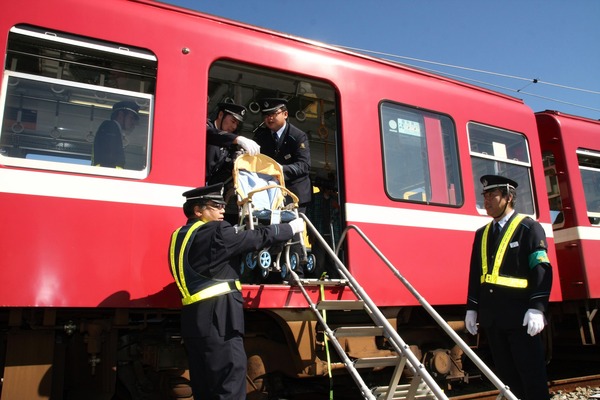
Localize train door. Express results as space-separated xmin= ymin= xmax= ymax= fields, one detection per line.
xmin=207 ymin=60 xmax=342 ymax=279
xmin=577 ymin=149 xmax=600 ymax=299
xmin=537 ymin=112 xmax=600 ymax=300
xmin=543 ymin=149 xmax=588 ymax=300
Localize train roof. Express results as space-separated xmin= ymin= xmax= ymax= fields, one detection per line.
xmin=537 ymin=109 xmax=600 ymax=125
xmin=146 ymin=0 xmax=526 ymax=106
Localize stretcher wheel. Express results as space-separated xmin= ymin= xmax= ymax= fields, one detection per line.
xmin=245 ymin=253 xmax=257 ymax=270
xmin=280 ymin=262 xmax=289 ymax=280
xmin=260 ymin=266 xmax=269 ymax=279
xmin=258 ymin=250 xmax=271 ymax=270
xmin=289 ymin=252 xmax=299 ymax=271
xmin=306 ymin=254 xmax=316 ymax=273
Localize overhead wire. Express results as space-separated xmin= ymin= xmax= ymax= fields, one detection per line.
xmin=401 ymin=63 xmax=600 ymax=113
xmin=337 ymin=45 xmax=600 ymax=113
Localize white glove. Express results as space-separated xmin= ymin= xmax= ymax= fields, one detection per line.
xmin=235 ymin=136 xmax=260 ymax=156
xmin=288 ymin=218 xmax=305 ymax=235
xmin=522 ymin=309 xmax=546 ymax=336
xmin=465 ymin=310 xmax=478 ymax=335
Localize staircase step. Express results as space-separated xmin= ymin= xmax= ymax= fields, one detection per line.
xmin=296 ymin=278 xmax=349 ymax=287
xmin=354 ymin=355 xmax=400 ymax=368
xmin=317 ymin=300 xmax=365 ymax=311
xmin=334 ymin=326 xmax=384 ymax=337
xmin=372 ymin=382 xmax=435 ymax=400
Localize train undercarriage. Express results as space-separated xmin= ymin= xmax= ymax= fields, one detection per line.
xmin=0 ymin=300 xmax=597 ymax=399
xmin=0 ymin=306 xmax=472 ymax=399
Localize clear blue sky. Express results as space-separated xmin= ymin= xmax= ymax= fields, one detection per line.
xmin=165 ymin=0 xmax=600 ymax=120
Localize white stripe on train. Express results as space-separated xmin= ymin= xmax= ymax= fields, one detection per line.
xmin=6 ymin=168 xmax=598 ymax=244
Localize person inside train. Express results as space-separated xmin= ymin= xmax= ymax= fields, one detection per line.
xmin=168 ymin=183 xmax=304 ymax=399
xmin=206 ymin=102 xmax=260 ymax=223
xmin=465 ymin=174 xmax=553 ymax=400
xmin=253 ymin=98 xmax=312 ymax=277
xmin=92 ymin=100 xmax=140 ymax=168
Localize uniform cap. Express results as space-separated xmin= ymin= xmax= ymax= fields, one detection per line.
xmin=218 ymin=102 xmax=246 ymax=122
xmin=112 ymin=100 xmax=140 ymax=120
xmin=182 ymin=183 xmax=226 ymax=205
xmin=480 ymin=174 xmax=518 ymax=191
xmin=260 ymin=98 xmax=288 ymax=114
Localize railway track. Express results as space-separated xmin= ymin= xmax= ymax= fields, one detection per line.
xmin=448 ymin=344 xmax=600 ymax=400
xmin=449 ymin=375 xmax=600 ymax=400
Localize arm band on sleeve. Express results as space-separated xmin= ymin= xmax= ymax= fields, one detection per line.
xmin=529 ymin=250 xmax=550 ymax=269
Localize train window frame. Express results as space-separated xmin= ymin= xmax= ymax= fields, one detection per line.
xmin=577 ymin=148 xmax=600 ymax=226
xmin=0 ymin=25 xmax=156 ymax=179
xmin=468 ymin=122 xmax=535 ymax=216
xmin=379 ymin=101 xmax=463 ymax=206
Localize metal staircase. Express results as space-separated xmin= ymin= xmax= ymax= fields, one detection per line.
xmin=287 ymin=214 xmax=519 ymax=400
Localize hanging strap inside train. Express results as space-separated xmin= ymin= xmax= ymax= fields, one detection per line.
xmin=480 ymin=214 xmax=528 ymax=288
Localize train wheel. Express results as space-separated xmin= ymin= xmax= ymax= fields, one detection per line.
xmin=246 ymin=354 xmax=268 ymax=399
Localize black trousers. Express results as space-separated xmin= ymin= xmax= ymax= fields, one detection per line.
xmin=484 ymin=324 xmax=549 ymax=400
xmin=184 ymin=329 xmax=246 ymax=399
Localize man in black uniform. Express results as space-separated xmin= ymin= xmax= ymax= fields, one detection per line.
xmin=465 ymin=175 xmax=553 ymax=400
xmin=206 ymin=102 xmax=260 ymax=223
xmin=169 ymin=183 xmax=304 ymax=399
xmin=93 ymin=100 xmax=139 ymax=168
xmin=253 ymin=98 xmax=311 ymax=276
xmin=206 ymin=102 xmax=260 ymax=184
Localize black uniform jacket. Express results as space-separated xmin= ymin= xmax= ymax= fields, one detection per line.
xmin=206 ymin=119 xmax=238 ymax=184
xmin=93 ymin=119 xmax=124 ymax=168
xmin=254 ymin=122 xmax=312 ymax=204
xmin=466 ymin=213 xmax=553 ymax=329
xmin=180 ymin=219 xmax=294 ymax=338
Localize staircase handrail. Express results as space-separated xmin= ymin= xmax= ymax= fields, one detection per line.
xmin=330 ymin=221 xmax=518 ymax=400
xmin=297 ymin=214 xmax=448 ymax=399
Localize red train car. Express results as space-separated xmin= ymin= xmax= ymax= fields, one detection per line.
xmin=0 ymin=0 xmax=575 ymax=398
xmin=537 ymin=111 xmax=600 ymax=345
xmin=537 ymin=111 xmax=600 ymax=300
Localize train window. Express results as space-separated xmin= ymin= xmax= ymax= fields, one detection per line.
xmin=468 ymin=123 xmax=535 ymax=215
xmin=542 ymin=151 xmax=565 ymax=227
xmin=380 ymin=102 xmax=462 ymax=206
xmin=208 ymin=60 xmax=340 ymax=240
xmin=577 ymin=149 xmax=600 ymax=225
xmin=0 ymin=25 xmax=156 ymax=178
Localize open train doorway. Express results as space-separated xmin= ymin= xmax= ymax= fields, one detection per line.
xmin=207 ymin=60 xmax=343 ymax=279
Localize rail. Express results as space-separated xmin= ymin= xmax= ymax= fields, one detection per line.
xmin=297 ymin=215 xmax=518 ymax=400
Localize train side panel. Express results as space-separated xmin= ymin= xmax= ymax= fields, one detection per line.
xmin=0 ymin=0 xmax=562 ymax=310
